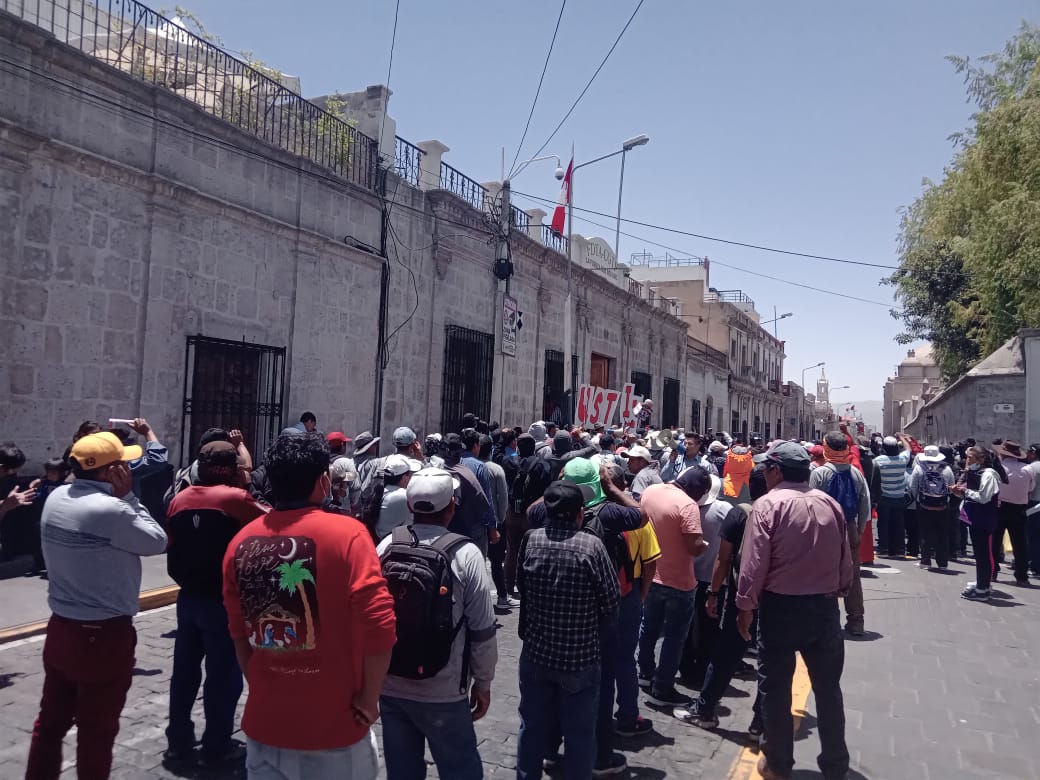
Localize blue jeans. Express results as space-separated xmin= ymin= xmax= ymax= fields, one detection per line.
xmin=758 ymin=592 xmax=848 ymax=779
xmin=516 ymin=655 xmax=599 ymax=780
xmin=246 ymin=732 xmax=378 ymax=779
xmin=614 ymin=585 xmax=643 ymax=726
xmin=637 ymin=583 xmax=695 ymax=693
xmin=380 ymin=696 xmax=483 ymax=780
xmin=166 ymin=592 xmax=243 ymax=757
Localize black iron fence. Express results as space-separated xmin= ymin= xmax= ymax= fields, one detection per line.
xmin=393 ymin=136 xmax=423 ymax=187
xmin=3 ymin=0 xmax=379 ymax=189
xmin=440 ymin=325 xmax=494 ymax=434
xmin=542 ymin=224 xmax=567 ymax=254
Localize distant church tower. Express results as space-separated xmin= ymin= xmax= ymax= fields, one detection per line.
xmin=816 ymin=367 xmax=830 ymax=405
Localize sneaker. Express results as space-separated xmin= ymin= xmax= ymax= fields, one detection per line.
xmin=844 ymin=622 xmax=865 ymax=637
xmin=757 ymin=755 xmax=786 ymax=780
xmin=734 ymin=659 xmax=756 ymax=678
xmin=199 ymin=742 xmax=246 ymax=767
xmin=647 ymin=687 xmax=693 ymax=707
xmin=542 ymin=754 xmax=562 ymax=771
xmin=615 ymin=716 xmax=653 ymax=737
xmin=1015 ymin=577 xmax=1030 ymax=587
xmin=162 ymin=746 xmax=195 ymax=764
xmin=592 ymin=752 xmax=628 ymax=777
xmin=961 ymin=584 xmax=991 ymax=601
xmin=679 ymin=703 xmax=718 ymax=730
xmin=917 ymin=560 xmax=931 ymax=569
xmin=747 ymin=720 xmax=764 ymax=745
xmin=496 ymin=595 xmax=521 ymax=608
xmin=637 ymin=673 xmax=653 ymax=689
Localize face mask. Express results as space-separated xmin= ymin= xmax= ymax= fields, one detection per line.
xmin=968 ymin=463 xmax=981 ymax=472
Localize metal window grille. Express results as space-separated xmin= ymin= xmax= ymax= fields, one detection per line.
xmin=180 ymin=336 xmax=286 ymax=466
xmin=630 ymin=371 xmax=652 ymax=400
xmin=691 ymin=400 xmax=701 ymax=433
xmin=543 ymin=350 xmax=578 ymax=426
xmin=441 ymin=325 xmax=495 ymax=434
xmin=662 ymin=377 xmax=680 ymax=428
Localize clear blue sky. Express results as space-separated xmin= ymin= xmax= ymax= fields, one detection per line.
xmin=180 ymin=0 xmax=1034 ymax=410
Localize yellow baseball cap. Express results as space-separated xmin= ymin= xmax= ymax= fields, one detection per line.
xmin=69 ymin=432 xmax=143 ymax=470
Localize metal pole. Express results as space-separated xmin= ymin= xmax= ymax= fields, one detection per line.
xmin=614 ymin=149 xmax=627 ymax=262
xmin=773 ymin=305 xmax=778 ymax=339
xmin=564 ymin=148 xmax=574 ymax=425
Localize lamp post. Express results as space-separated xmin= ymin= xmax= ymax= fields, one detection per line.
xmin=563 ymin=134 xmax=650 ymax=423
xmin=762 ymin=310 xmax=793 ymax=339
xmin=800 ymin=361 xmax=825 ymax=439
xmin=613 ymin=134 xmax=650 ymax=262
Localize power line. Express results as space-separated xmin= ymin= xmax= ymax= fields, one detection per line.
xmin=376 ymin=0 xmax=402 ymax=154
xmin=508 ymin=0 xmax=567 ymax=178
xmin=511 ymin=189 xmax=899 ymax=270
xmin=525 ymin=0 xmax=647 ymax=164
xmin=511 ymin=193 xmax=897 ymax=308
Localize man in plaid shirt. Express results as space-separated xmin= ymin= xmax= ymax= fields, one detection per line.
xmin=515 ymin=480 xmax=620 ymax=779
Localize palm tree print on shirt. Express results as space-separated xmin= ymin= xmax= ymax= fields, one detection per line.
xmin=276 ymin=559 xmax=316 ymax=650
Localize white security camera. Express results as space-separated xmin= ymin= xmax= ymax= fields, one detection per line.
xmin=554 ymin=167 xmax=565 ymax=180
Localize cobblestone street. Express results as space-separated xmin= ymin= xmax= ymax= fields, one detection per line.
xmin=1 ymin=554 xmax=1038 ymax=779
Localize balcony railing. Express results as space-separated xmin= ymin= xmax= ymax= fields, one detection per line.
xmin=687 ymin=337 xmax=729 ymax=370
xmin=393 ymin=136 xmax=423 ymax=187
xmin=3 ymin=0 xmax=380 ymax=190
xmin=705 ymin=289 xmax=755 ymax=307
xmin=439 ymin=161 xmax=488 ymax=211
xmin=629 ymin=251 xmax=706 ymax=268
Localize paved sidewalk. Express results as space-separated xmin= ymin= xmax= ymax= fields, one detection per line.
xmin=1 ymin=554 xmax=1037 ymax=778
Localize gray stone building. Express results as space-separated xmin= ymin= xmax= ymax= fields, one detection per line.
xmin=906 ymin=329 xmax=1040 ymax=445
xmin=0 ymin=4 xmax=688 ymax=467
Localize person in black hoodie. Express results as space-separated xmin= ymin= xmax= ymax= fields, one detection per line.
xmin=545 ymin=431 xmax=596 ymax=480
xmin=505 ymin=435 xmax=551 ymax=598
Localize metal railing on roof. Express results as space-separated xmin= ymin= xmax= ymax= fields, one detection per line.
xmin=393 ymin=136 xmax=423 ymax=187
xmin=629 ymin=251 xmax=706 ymax=268
xmin=705 ymin=289 xmax=755 ymax=307
xmin=3 ymin=0 xmax=378 ymax=189
xmin=542 ymin=224 xmax=567 ymax=254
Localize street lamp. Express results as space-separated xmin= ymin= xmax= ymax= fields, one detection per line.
xmin=615 ymin=134 xmax=650 ymax=261
xmin=761 ymin=311 xmax=793 ymax=338
xmin=799 ymin=361 xmax=825 ymax=439
xmin=562 ymin=135 xmax=650 ymax=422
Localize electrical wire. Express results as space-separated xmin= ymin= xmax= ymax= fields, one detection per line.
xmin=507 ymin=0 xmax=567 ymax=178
xmin=511 ymin=189 xmax=899 ymax=269
xmin=376 ymin=0 xmax=401 ymax=157
xmin=511 ymin=193 xmax=897 ymax=308
xmin=524 ymin=0 xmax=646 ymax=165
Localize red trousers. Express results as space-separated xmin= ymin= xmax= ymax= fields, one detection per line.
xmin=25 ymin=614 xmax=136 ymax=779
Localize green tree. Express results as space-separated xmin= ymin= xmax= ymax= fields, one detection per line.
xmin=888 ymin=22 xmax=1040 ymax=380
xmin=276 ymin=559 xmax=316 ymax=649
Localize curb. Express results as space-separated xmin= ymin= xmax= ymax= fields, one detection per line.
xmin=0 ymin=585 xmax=180 ymax=645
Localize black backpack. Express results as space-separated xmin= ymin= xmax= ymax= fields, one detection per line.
xmin=582 ymin=503 xmax=635 ymax=585
xmin=510 ymin=457 xmax=551 ymax=514
xmin=380 ymin=526 xmax=471 ymax=684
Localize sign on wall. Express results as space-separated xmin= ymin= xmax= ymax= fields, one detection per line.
xmin=502 ymin=295 xmax=517 ymax=356
xmin=994 ymin=403 xmax=1015 ymax=414
xmin=576 ymin=381 xmax=639 ymax=428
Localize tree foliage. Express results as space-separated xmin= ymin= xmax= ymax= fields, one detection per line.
xmin=888 ymin=22 xmax=1040 ymax=381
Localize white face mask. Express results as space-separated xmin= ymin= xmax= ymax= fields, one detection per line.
xmin=968 ymin=463 xmax=982 ymax=472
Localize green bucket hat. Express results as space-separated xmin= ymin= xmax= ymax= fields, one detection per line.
xmin=562 ymin=457 xmax=607 ymax=507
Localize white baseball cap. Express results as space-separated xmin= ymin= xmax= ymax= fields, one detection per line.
xmin=382 ymin=454 xmax=422 ymax=478
xmin=621 ymin=445 xmax=653 ymax=461
xmin=406 ymin=467 xmax=460 ymax=514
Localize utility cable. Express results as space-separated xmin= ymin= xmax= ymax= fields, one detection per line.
xmin=524 ymin=0 xmax=646 ymax=165
xmin=508 ymin=0 xmax=567 ymax=178
xmin=511 ymin=189 xmax=898 ymax=269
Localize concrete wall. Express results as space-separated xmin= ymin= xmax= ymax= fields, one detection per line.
xmin=906 ymin=376 xmax=1026 ymax=445
xmin=0 ymin=9 xmax=690 ymax=467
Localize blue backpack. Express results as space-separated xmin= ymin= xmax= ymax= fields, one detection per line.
xmin=826 ymin=466 xmax=859 ymax=525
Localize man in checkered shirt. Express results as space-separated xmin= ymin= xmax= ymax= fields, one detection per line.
xmin=514 ymin=480 xmax=620 ymax=779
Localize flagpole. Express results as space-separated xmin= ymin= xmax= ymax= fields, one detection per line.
xmin=564 ymin=142 xmax=574 ymax=425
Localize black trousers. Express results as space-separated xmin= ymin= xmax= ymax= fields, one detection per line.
xmin=992 ymin=503 xmax=1029 ymax=580
xmin=679 ymin=582 xmax=720 ymax=688
xmin=918 ymin=507 xmax=950 ymax=567
xmin=970 ymin=526 xmax=994 ymax=591
xmin=758 ymin=592 xmax=849 ymax=779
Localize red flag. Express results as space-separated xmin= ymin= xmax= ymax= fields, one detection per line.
xmin=550 ymin=157 xmax=573 ymax=237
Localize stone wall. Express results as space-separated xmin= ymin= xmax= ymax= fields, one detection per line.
xmin=906 ymin=376 xmax=1026 ymax=445
xmin=0 ymin=9 xmax=691 ymax=467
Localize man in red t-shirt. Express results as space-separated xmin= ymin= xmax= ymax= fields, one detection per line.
xmin=223 ymin=433 xmax=396 ymax=778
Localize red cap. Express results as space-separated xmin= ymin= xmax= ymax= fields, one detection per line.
xmin=327 ymin=432 xmax=350 ymax=445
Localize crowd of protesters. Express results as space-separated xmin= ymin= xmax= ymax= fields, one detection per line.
xmin=3 ymin=405 xmax=1038 ymax=780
